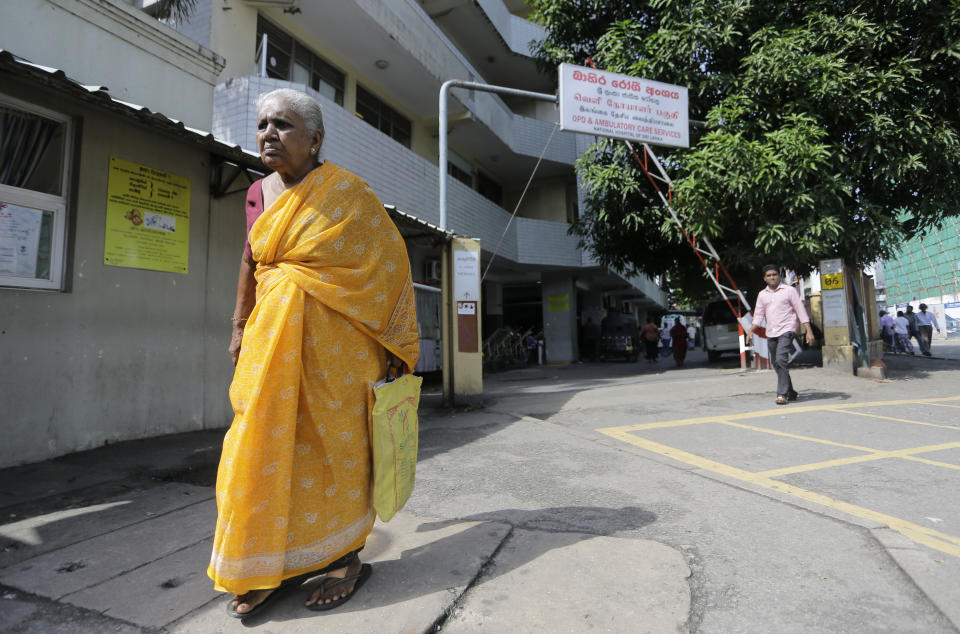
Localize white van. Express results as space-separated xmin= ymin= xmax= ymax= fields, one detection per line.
xmin=701 ymin=297 xmax=753 ymax=362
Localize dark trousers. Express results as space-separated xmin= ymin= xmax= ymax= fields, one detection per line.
xmin=918 ymin=325 xmax=933 ymax=353
xmin=767 ymin=332 xmax=796 ymax=397
xmin=644 ymin=339 xmax=659 ymax=361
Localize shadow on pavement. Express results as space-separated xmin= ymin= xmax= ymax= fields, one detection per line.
xmin=240 ymin=505 xmax=657 ymax=627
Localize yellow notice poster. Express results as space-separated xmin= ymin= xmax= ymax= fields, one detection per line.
xmin=547 ymin=293 xmax=570 ymax=312
xmin=104 ymin=157 xmax=190 ymax=273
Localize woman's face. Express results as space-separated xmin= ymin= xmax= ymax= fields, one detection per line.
xmin=256 ymin=96 xmax=322 ymax=175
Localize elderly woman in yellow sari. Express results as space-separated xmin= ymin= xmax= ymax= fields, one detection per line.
xmin=209 ymin=88 xmax=419 ymax=618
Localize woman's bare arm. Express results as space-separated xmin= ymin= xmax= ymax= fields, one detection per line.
xmin=229 ymin=252 xmax=257 ymax=365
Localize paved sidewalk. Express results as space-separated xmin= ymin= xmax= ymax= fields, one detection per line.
xmin=2 ymin=346 xmax=958 ymax=632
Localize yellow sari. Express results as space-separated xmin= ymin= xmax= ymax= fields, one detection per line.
xmin=208 ymin=162 xmax=419 ymax=594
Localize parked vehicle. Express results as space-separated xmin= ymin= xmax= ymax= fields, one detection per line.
xmin=701 ymin=296 xmax=752 ymax=362
xmin=601 ymin=312 xmax=640 ymax=362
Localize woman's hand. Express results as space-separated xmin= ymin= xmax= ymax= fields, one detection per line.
xmin=385 ymin=350 xmax=405 ymax=376
xmin=229 ymin=325 xmax=245 ymax=366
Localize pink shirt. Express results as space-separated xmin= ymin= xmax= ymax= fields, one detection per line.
xmin=243 ymin=178 xmax=265 ymax=260
xmin=753 ymin=283 xmax=809 ymax=338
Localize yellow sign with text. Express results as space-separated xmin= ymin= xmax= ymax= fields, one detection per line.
xmin=822 ymin=273 xmax=844 ymax=290
xmin=547 ymin=293 xmax=570 ymax=312
xmin=104 ymin=157 xmax=190 ymax=273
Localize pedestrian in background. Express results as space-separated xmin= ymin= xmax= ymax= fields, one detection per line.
xmin=640 ymin=318 xmax=660 ymax=363
xmin=660 ymin=324 xmax=671 ymax=357
xmin=686 ymin=323 xmax=697 ymax=349
xmin=582 ymin=317 xmax=600 ymax=361
xmin=879 ymin=311 xmax=896 ymax=352
xmin=746 ymin=265 xmax=815 ymax=405
xmin=915 ymin=303 xmax=941 ymax=357
xmin=905 ymin=305 xmax=922 ymax=353
xmin=670 ymin=318 xmax=688 ymax=366
xmin=894 ymin=311 xmax=915 ymax=355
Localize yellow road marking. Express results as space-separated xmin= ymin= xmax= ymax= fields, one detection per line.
xmin=826 ymin=408 xmax=960 ymax=431
xmin=756 ymin=441 xmax=960 ymax=477
xmin=598 ymin=428 xmax=960 ymax=558
xmin=902 ymin=455 xmax=960 ymax=471
xmin=597 ymin=396 xmax=960 ymax=558
xmin=599 ymin=396 xmax=960 ymax=437
xmin=717 ymin=419 xmax=877 ymax=453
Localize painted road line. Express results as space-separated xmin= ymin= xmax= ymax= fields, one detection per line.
xmin=756 ymin=441 xmax=960 ymax=478
xmin=717 ymin=420 xmax=878 ymax=453
xmin=901 ymin=455 xmax=960 ymax=471
xmin=598 ymin=396 xmax=960 ymax=437
xmin=827 ymin=408 xmax=960 ymax=430
xmin=597 ymin=427 xmax=960 ymax=558
xmin=924 ymin=402 xmax=960 ymax=410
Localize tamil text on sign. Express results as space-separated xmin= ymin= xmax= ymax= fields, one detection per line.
xmin=558 ymin=63 xmax=689 ymax=148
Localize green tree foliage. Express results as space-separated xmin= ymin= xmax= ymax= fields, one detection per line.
xmin=530 ymin=0 xmax=960 ymax=295
xmin=152 ymin=0 xmax=198 ymax=23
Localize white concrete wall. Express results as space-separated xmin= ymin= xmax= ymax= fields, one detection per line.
xmin=0 ymin=80 xmax=241 ymax=467
xmin=0 ymin=0 xmax=224 ymax=129
xmin=475 ymin=0 xmax=546 ymax=57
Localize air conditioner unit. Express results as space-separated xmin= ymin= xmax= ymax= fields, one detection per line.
xmin=426 ymin=259 xmax=442 ymax=281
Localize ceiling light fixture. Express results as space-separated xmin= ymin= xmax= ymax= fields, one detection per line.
xmin=374 ymin=59 xmax=389 ymax=70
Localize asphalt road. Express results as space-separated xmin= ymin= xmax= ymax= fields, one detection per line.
xmin=2 ymin=343 xmax=958 ymax=632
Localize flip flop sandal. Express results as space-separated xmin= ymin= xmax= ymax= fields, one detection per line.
xmin=775 ymin=396 xmax=787 ymax=405
xmin=226 ymin=571 xmax=314 ymax=619
xmin=306 ymin=563 xmax=372 ymax=612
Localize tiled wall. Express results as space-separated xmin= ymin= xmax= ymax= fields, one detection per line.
xmin=213 ymin=76 xmax=663 ymax=301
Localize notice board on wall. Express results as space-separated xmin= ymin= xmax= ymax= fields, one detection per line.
xmin=103 ymin=157 xmax=191 ymax=274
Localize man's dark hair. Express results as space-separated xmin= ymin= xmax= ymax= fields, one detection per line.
xmin=897 ymin=311 xmax=904 ymax=317
xmin=762 ymin=264 xmax=779 ymax=274
xmin=919 ymin=303 xmax=928 ymax=310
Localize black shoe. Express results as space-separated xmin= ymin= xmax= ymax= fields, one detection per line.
xmin=787 ymin=390 xmax=798 ymax=401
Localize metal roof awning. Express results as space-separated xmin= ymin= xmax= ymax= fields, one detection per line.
xmin=0 ymin=49 xmax=265 ymax=173
xmin=383 ymin=204 xmax=456 ymax=243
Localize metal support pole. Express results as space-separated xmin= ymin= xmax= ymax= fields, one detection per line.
xmin=437 ymin=80 xmax=557 ymax=404
xmin=438 ymin=80 xmax=557 ymax=231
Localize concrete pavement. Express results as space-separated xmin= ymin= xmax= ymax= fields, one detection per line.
xmin=2 ymin=344 xmax=959 ymax=632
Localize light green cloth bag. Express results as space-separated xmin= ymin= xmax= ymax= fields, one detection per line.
xmin=371 ymin=373 xmax=422 ymax=522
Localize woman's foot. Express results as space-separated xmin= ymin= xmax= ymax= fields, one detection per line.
xmin=229 ymin=588 xmax=277 ymax=616
xmin=305 ymin=555 xmax=364 ymax=608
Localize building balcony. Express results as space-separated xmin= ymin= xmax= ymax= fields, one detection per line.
xmin=215 ymin=76 xmax=579 ymax=267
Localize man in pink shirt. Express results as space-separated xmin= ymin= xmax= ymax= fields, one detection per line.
xmin=745 ymin=265 xmax=816 ymax=404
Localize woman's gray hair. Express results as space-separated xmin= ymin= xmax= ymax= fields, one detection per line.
xmin=256 ymin=88 xmax=325 ymax=137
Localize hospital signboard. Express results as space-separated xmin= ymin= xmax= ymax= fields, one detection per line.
xmin=558 ymin=63 xmax=689 ymax=148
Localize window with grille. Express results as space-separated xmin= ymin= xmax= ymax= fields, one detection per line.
xmin=256 ymin=16 xmax=345 ymax=106
xmin=476 ymin=171 xmax=502 ymax=205
xmin=448 ymin=162 xmax=472 ymax=186
xmin=0 ymin=96 xmax=71 ymax=290
xmin=355 ymin=85 xmax=412 ymax=148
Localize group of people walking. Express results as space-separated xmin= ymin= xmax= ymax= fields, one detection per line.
xmin=880 ymin=304 xmax=941 ymax=356
xmin=638 ymin=318 xmax=696 ymax=366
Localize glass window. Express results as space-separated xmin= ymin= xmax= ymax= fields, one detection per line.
xmin=256 ymin=15 xmax=345 ymax=106
xmin=448 ymin=162 xmax=471 ymax=186
xmin=0 ymin=97 xmax=70 ymax=290
xmin=476 ymin=171 xmax=502 ymax=205
xmin=355 ymin=85 xmax=412 ymax=148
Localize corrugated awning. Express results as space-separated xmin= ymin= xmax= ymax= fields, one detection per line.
xmin=0 ymin=49 xmax=264 ymax=172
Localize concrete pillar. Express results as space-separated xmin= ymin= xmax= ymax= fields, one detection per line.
xmin=442 ymin=238 xmax=483 ymax=405
xmin=541 ymin=273 xmax=578 ymax=363
xmin=820 ymin=258 xmax=855 ymax=373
